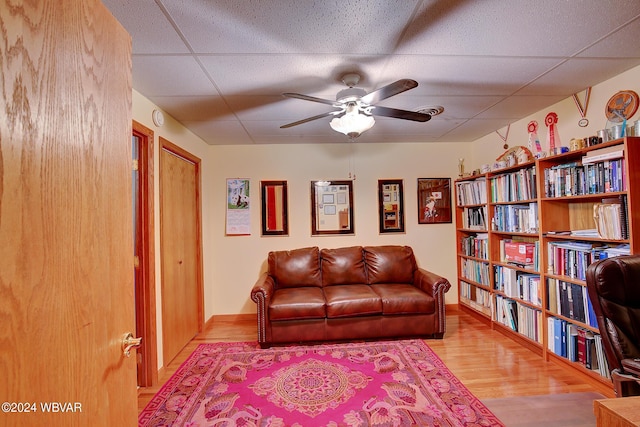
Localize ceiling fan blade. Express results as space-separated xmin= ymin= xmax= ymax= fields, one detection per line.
xmin=360 ymin=79 xmax=418 ymax=104
xmin=280 ymin=111 xmax=340 ymax=128
xmin=370 ymin=105 xmax=431 ymax=122
xmin=282 ymin=92 xmax=338 ymax=106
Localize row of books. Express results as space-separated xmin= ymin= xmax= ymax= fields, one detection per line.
xmin=456 ymin=178 xmax=487 ymax=206
xmin=546 ymin=278 xmax=598 ymax=328
xmin=460 ymin=281 xmax=492 ymax=316
xmin=491 ymin=202 xmax=539 ymax=234
xmin=548 ymin=317 xmax=610 ymax=379
xmin=593 ymin=195 xmax=628 ymax=240
xmin=547 ymin=240 xmax=631 ymax=278
xmin=543 ymin=158 xmax=625 ymax=198
xmin=490 ymin=167 xmax=537 ymax=202
xmin=460 ymin=258 xmax=491 ymax=286
xmin=461 ymin=206 xmax=487 ymax=230
xmin=460 ymin=233 xmax=488 ymax=259
xmin=495 ymin=295 xmax=543 ymax=343
xmin=494 ymin=265 xmax=542 ymax=307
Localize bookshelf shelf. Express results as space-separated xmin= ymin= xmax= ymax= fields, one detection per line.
xmin=455 ymin=136 xmax=640 ymax=391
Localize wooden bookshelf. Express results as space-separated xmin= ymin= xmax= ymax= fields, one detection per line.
xmin=455 ymin=136 xmax=640 ymax=391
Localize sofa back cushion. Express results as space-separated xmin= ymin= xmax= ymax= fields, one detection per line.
xmin=268 ymin=246 xmax=321 ymax=288
xmin=364 ymin=245 xmax=416 ymax=284
xmin=321 ymin=246 xmax=367 ymax=286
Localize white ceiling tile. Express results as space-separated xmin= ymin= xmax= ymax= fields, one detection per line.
xmin=102 ymin=0 xmax=190 ymax=54
xmin=132 ymin=56 xmax=219 ymax=96
xmin=516 ymin=58 xmax=640 ymax=96
xmin=162 ymin=0 xmax=421 ymax=54
xmin=476 ymin=95 xmax=567 ymax=119
xmin=578 ymin=17 xmax=640 ymax=58
xmin=382 ymin=56 xmax=565 ymax=96
xmin=181 ymin=120 xmax=253 ymax=145
xmin=149 ymin=96 xmax=234 ymax=121
xmin=398 ymin=0 xmax=640 ymax=56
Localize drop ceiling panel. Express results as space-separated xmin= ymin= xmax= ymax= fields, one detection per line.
xmin=163 ymin=0 xmax=421 ymax=54
xmin=476 ymin=95 xmax=567 ymax=119
xmin=132 ymin=56 xmax=219 ymax=96
xmin=381 ymin=56 xmax=566 ymax=96
xmin=101 ymin=0 xmax=640 ymax=145
xmin=577 ymin=17 xmax=640 ymax=57
xmin=198 ymin=54 xmax=388 ymax=95
xmin=516 ymin=58 xmax=640 ymax=96
xmin=398 ymin=0 xmax=640 ymax=56
xmin=181 ymin=120 xmax=253 ymax=145
xmin=104 ymin=0 xmax=190 ymax=54
xmin=443 ymin=119 xmax=517 ymax=142
xmin=148 ymin=96 xmax=234 ymax=121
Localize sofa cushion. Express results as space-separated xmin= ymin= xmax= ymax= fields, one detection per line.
xmin=269 ymin=287 xmax=326 ymax=321
xmin=321 ymin=246 xmax=367 ymax=286
xmin=268 ymin=246 xmax=322 ymax=288
xmin=364 ymin=245 xmax=417 ymax=284
xmin=371 ymin=284 xmax=435 ymax=314
xmin=324 ymin=285 xmax=382 ymax=318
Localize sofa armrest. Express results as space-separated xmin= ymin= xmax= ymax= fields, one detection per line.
xmin=414 ymin=268 xmax=451 ymax=338
xmin=413 ymin=268 xmax=451 ymax=298
xmin=251 ymin=272 xmax=275 ymax=344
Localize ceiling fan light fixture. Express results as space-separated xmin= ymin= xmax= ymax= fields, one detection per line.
xmin=329 ymin=102 xmax=375 ymax=138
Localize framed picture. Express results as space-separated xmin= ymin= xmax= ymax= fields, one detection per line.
xmin=311 ymin=180 xmax=354 ymax=235
xmin=417 ymin=178 xmax=452 ymax=224
xmin=378 ymin=179 xmax=405 ymax=233
xmin=260 ymin=180 xmax=288 ymax=236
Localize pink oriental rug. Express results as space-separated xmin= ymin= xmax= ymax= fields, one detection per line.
xmin=139 ymin=339 xmax=504 ymax=427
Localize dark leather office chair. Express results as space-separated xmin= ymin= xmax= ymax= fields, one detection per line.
xmin=586 ymin=255 xmax=640 ymax=397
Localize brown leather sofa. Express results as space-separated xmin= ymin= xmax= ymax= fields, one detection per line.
xmin=250 ymin=245 xmax=451 ymax=347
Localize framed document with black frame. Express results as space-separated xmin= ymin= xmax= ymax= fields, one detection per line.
xmin=311 ymin=180 xmax=354 ymax=235
xmin=378 ymin=179 xmax=405 ymax=233
xmin=260 ymin=180 xmax=288 ymax=236
xmin=417 ymin=178 xmax=452 ymax=224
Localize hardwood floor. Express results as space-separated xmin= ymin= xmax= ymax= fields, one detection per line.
xmin=137 ymin=306 xmax=616 ymax=414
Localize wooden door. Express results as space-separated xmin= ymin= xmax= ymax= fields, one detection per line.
xmin=160 ymin=139 xmax=203 ymax=365
xmin=0 ymin=1 xmax=136 ymax=426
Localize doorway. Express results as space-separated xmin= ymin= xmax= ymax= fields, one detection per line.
xmin=132 ymin=121 xmax=157 ymax=387
xmin=159 ymin=138 xmax=204 ymax=365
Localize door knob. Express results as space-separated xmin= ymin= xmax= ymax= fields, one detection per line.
xmin=122 ymin=332 xmax=142 ymax=357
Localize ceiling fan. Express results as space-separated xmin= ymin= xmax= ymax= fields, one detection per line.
xmin=280 ymin=73 xmax=436 ymax=138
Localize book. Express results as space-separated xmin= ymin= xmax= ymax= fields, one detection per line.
xmin=577 ymin=328 xmax=587 ymax=365
xmin=585 ymin=332 xmax=598 ymax=370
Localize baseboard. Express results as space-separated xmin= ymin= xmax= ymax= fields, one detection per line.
xmin=446 ymin=303 xmax=461 ymax=312
xmin=205 ymin=313 xmax=255 ymax=327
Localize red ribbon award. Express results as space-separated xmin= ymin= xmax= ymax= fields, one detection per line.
xmin=545 ymin=112 xmax=559 ymax=153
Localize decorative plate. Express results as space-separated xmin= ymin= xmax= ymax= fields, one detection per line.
xmin=605 ymin=90 xmax=639 ymax=122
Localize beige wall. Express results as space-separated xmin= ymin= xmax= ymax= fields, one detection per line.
xmin=207 ymin=143 xmax=465 ymax=314
xmin=132 ymin=63 xmax=640 ymax=369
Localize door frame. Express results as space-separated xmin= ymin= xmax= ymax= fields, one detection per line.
xmin=133 ymin=120 xmax=157 ymax=387
xmin=159 ymin=137 xmax=205 ymax=350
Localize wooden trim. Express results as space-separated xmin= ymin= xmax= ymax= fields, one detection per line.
xmin=159 ymin=138 xmax=205 ymax=334
xmin=133 ymin=120 xmax=157 ymax=387
xmin=207 ymin=313 xmax=256 ymax=326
